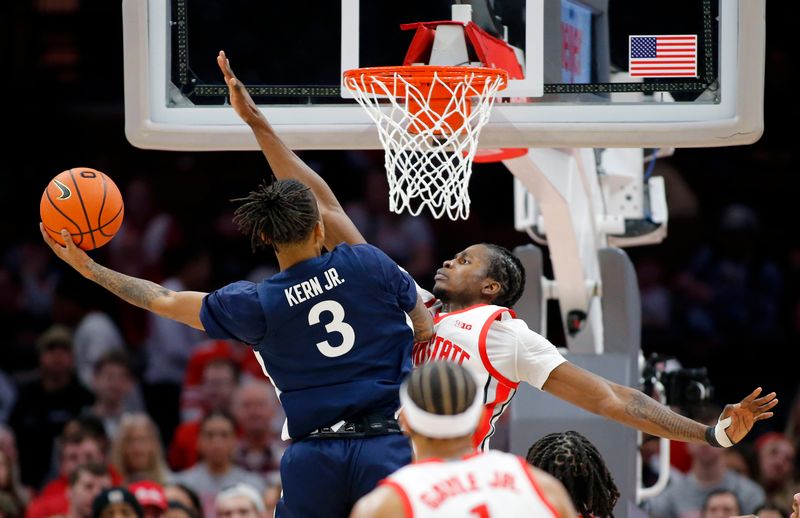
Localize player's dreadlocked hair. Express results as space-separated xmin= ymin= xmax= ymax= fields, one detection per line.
xmin=406 ymin=362 xmax=477 ymax=417
xmin=232 ymin=179 xmax=320 ymax=252
xmin=526 ymin=430 xmax=620 ymax=518
xmin=482 ymin=243 xmax=526 ymax=308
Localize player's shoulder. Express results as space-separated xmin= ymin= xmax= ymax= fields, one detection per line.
xmin=486 ymin=310 xmax=531 ymax=334
xmin=214 ymin=279 xmax=259 ymax=298
xmin=330 ymin=242 xmax=388 ymax=264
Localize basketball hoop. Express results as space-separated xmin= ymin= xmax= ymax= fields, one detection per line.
xmin=343 ymin=65 xmax=508 ymax=220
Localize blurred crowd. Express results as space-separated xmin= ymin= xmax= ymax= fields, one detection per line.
xmin=4 ymin=0 xmax=800 ymax=517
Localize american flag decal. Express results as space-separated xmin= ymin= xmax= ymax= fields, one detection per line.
xmin=629 ymin=35 xmax=697 ymax=78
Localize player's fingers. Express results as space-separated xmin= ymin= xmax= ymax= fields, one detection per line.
xmin=754 ymin=412 xmax=774 ymax=422
xmin=759 ymin=398 xmax=779 ymax=411
xmin=741 ymin=387 xmax=762 ymax=404
xmin=753 ymin=392 xmax=777 ymax=405
xmin=39 ymin=223 xmax=58 ymax=249
xmin=60 ymin=229 xmax=76 ymax=250
xmin=217 ymin=51 xmax=237 ymax=82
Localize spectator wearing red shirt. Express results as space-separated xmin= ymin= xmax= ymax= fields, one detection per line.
xmin=168 ymin=360 xmax=239 ymax=471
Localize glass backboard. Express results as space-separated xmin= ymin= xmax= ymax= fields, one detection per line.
xmin=123 ymin=0 xmax=765 ymax=150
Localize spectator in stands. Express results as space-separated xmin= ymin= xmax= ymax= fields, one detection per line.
xmin=214 ymin=484 xmax=266 ymax=518
xmin=91 ymin=486 xmax=142 ymax=518
xmin=0 ymin=492 xmax=21 ymax=518
xmin=0 ymin=449 xmax=27 ymax=514
xmin=754 ymin=502 xmax=789 ymax=518
xmin=110 ymin=414 xmax=170 ymax=485
xmin=52 ymin=274 xmax=126 ymax=389
xmin=162 ymin=485 xmax=200 ymax=518
xmin=88 ymin=351 xmax=137 ymax=439
xmin=527 ymin=430 xmax=620 ymax=518
xmin=172 ymin=413 xmax=263 ymax=518
xmin=129 ymin=481 xmax=168 ymax=518
xmin=180 ymin=340 xmax=264 ymax=424
xmin=674 ymin=204 xmax=782 ymax=397
xmin=724 ymin=444 xmax=756 ymax=479
xmin=8 ymin=326 xmax=94 ymax=488
xmin=68 ymin=464 xmax=112 ymax=518
xmin=27 ymin=427 xmax=110 ymax=518
xmin=0 ymin=427 xmax=26 ymax=505
xmin=230 ymin=382 xmax=283 ymax=482
xmin=756 ymin=433 xmax=800 ymax=507
xmin=643 ymin=405 xmax=765 ymax=518
xmin=168 ymin=360 xmax=239 ymax=472
xmin=142 ymin=246 xmax=211 ymax=446
xmin=784 ymin=386 xmax=800 ymax=454
xmin=700 ymin=489 xmax=741 ymax=518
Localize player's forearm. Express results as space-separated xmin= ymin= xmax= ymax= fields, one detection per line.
xmin=608 ymin=384 xmax=707 ymax=443
xmin=85 ymin=262 xmax=176 ymax=316
xmin=248 ymin=117 xmax=344 ymax=211
xmin=408 ymin=294 xmax=434 ymax=342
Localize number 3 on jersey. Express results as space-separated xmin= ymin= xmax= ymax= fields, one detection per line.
xmin=308 ymin=300 xmax=355 ymax=357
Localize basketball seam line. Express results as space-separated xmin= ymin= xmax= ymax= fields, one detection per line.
xmin=45 ymin=187 xmax=84 ymax=246
xmin=97 ymin=204 xmax=123 ymax=237
xmin=43 ymin=205 xmax=123 ymax=235
xmin=69 ymin=169 xmax=97 ymax=249
xmin=96 ymin=173 xmax=108 ymax=237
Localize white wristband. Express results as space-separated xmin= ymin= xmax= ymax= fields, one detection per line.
xmin=714 ymin=416 xmax=734 ymax=448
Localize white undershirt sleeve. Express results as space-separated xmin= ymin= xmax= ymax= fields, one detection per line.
xmin=483 ymin=319 xmax=566 ymax=389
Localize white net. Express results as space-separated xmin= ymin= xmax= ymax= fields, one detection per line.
xmin=344 ymin=66 xmax=507 ymax=220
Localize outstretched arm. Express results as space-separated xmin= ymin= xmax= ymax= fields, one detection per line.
xmin=217 ymin=50 xmax=365 ymax=250
xmin=542 ymin=361 xmax=777 ymax=445
xmin=41 ymin=225 xmax=206 ymax=330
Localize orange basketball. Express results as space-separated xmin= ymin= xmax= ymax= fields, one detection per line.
xmin=40 ymin=167 xmax=125 ymax=251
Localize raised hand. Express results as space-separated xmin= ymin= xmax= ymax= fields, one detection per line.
xmin=216 ymin=50 xmax=263 ymax=126
xmin=720 ymin=387 xmax=778 ymax=444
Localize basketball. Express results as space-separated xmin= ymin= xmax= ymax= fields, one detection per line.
xmin=40 ymin=167 xmax=125 ymax=251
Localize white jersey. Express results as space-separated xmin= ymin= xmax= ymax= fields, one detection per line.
xmin=383 ymin=450 xmax=559 ymax=518
xmin=412 ymin=289 xmax=566 ymax=450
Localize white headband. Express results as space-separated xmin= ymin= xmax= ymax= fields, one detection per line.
xmin=399 ymin=381 xmax=484 ymax=439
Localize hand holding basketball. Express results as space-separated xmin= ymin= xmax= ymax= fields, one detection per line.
xmin=40 ymin=167 xmax=124 ymax=250
xmin=40 ymin=224 xmax=93 ymax=278
xmin=217 ymin=50 xmax=263 ymax=126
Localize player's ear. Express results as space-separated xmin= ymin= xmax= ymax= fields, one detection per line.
xmin=481 ymin=279 xmax=501 ymax=299
xmin=314 ymin=220 xmax=325 ymax=243
xmin=398 ymin=412 xmax=411 ymax=436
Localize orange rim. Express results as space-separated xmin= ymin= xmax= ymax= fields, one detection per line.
xmin=343 ymin=65 xmax=508 ymax=93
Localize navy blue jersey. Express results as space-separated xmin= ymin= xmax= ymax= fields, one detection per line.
xmin=200 ymin=243 xmax=416 ymax=438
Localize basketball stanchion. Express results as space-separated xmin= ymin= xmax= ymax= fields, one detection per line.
xmin=343 ymin=66 xmax=507 ymax=220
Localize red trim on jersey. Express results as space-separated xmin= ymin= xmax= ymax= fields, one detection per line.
xmin=433 ymin=304 xmax=488 ymax=324
xmin=413 ymin=457 xmax=445 ymax=465
xmin=380 ymin=480 xmax=414 ymax=518
xmin=473 ymin=385 xmax=513 ymax=448
xmin=517 ymin=457 xmax=559 ymax=518
xmin=478 ymin=308 xmax=520 ymax=388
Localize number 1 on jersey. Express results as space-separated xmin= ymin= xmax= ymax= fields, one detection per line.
xmin=308 ymin=300 xmax=356 ymax=357
xmin=469 ymin=503 xmax=490 ymax=518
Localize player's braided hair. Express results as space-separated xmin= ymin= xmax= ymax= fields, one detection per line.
xmin=406 ymin=361 xmax=477 ymax=416
xmin=526 ymin=430 xmax=620 ymax=518
xmin=482 ymin=243 xmax=525 ymax=308
xmin=232 ymin=179 xmax=320 ymax=252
